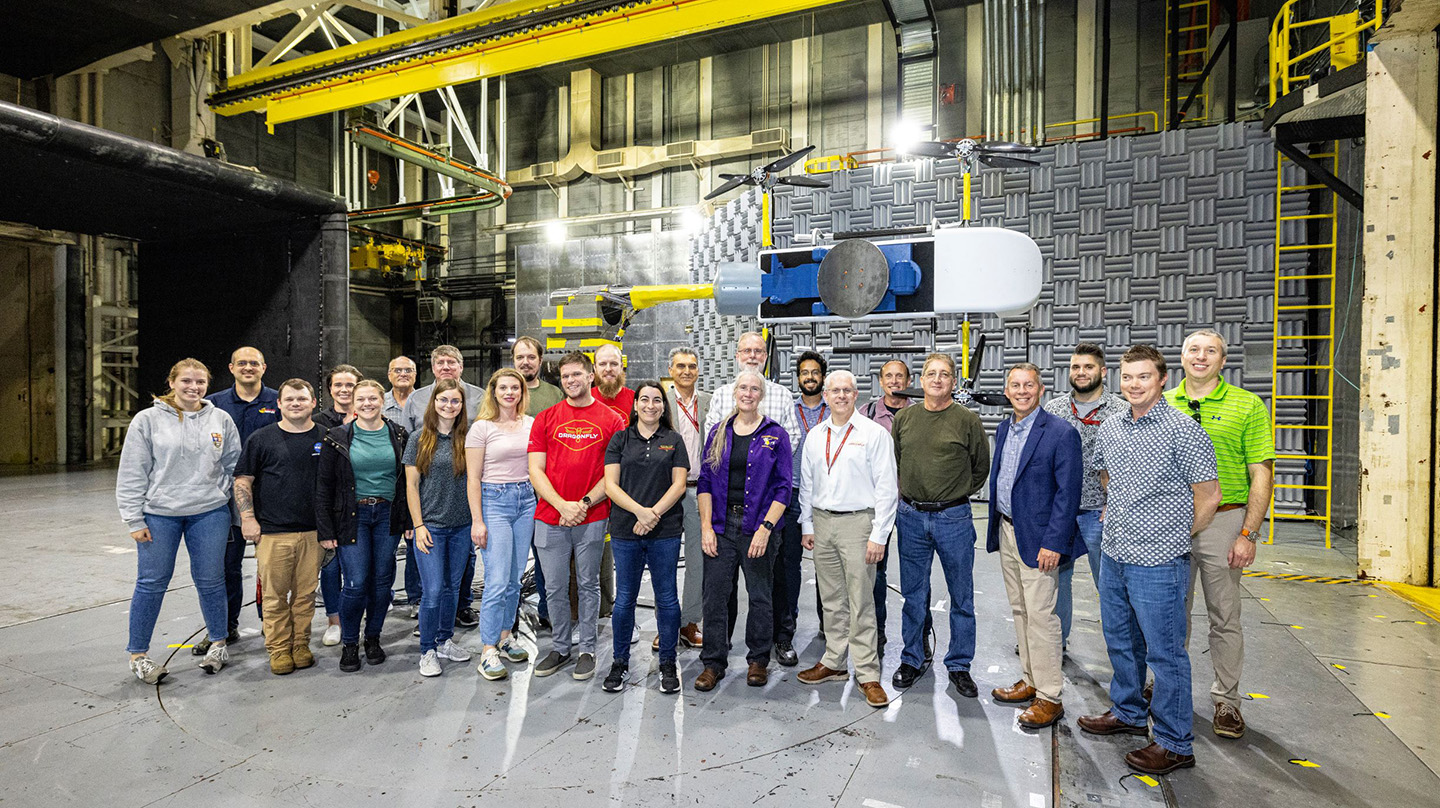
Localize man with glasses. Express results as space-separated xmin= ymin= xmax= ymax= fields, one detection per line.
xmin=1163 ymin=329 xmax=1273 ymax=740
xmin=1043 ymin=344 xmax=1127 ymax=643
xmin=703 ymin=332 xmax=802 ymax=450
xmin=383 ymin=356 xmax=417 ymax=425
xmin=795 ymin=371 xmax=898 ymax=707
xmin=890 ymin=353 xmax=990 ymax=697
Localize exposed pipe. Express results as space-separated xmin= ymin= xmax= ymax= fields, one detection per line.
xmin=1036 ymin=0 xmax=1045 ymax=145
xmin=1022 ymin=0 xmax=1032 ymax=143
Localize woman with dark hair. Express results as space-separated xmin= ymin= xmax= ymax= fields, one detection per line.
xmin=601 ymin=380 xmax=690 ymax=694
xmin=116 ymin=358 xmax=241 ymax=683
xmin=693 ymin=369 xmax=793 ymax=692
xmin=404 ymin=378 xmax=475 ymax=677
xmin=317 ymin=379 xmax=412 ymax=673
xmin=315 ymin=363 xmax=360 ymax=647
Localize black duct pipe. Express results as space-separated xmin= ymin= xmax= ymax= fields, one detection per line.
xmin=64 ymin=244 xmax=88 ymax=463
xmin=0 ymin=100 xmax=343 ymax=216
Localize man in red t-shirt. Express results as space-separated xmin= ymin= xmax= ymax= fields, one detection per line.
xmin=528 ymin=351 xmax=625 ymax=681
xmin=591 ymin=344 xmax=635 ymax=419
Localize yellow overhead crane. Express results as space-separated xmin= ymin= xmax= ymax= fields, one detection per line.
xmin=209 ymin=0 xmax=848 ymax=130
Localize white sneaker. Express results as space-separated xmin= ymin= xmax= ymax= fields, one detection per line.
xmin=198 ymin=643 xmax=229 ymax=674
xmin=129 ymin=655 xmax=167 ymax=684
xmin=478 ymin=648 xmax=508 ymax=680
xmin=499 ymin=636 xmax=529 ymax=663
xmin=408 ymin=603 xmax=421 ymax=619
xmin=436 ymin=638 xmax=472 ymax=662
xmin=322 ymin=624 xmax=341 ymax=647
xmin=419 ymin=650 xmax=442 ymax=677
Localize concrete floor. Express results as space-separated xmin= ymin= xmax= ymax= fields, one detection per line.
xmin=1 ymin=468 xmax=1436 ymax=807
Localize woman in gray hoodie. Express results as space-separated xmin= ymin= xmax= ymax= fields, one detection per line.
xmin=116 ymin=358 xmax=241 ymax=684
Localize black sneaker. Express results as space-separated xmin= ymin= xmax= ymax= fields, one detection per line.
xmin=659 ymin=661 xmax=680 ymax=694
xmin=339 ymin=643 xmax=362 ymax=672
xmin=949 ymin=669 xmax=978 ymax=698
xmin=455 ymin=607 xmax=479 ymax=628
xmin=363 ymin=636 xmax=386 ymax=665
xmin=774 ymin=640 xmax=799 ymax=667
xmin=892 ymin=662 xmax=922 ymax=689
xmin=602 ymin=661 xmax=628 ymax=692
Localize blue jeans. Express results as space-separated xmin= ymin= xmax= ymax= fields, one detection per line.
xmin=337 ymin=501 xmax=400 ymax=645
xmin=414 ymin=524 xmax=471 ymax=652
xmin=402 ymin=535 xmax=423 ymax=603
xmin=1056 ymin=509 xmax=1104 ymax=643
xmin=478 ymin=482 xmax=537 ymax=646
xmin=612 ymin=536 xmax=682 ymax=664
xmin=1099 ymin=552 xmax=1193 ymax=756
xmin=320 ymin=555 xmax=341 ymax=617
xmin=896 ymin=500 xmax=977 ymax=672
xmin=772 ymin=503 xmax=804 ymax=644
xmin=127 ymin=506 xmax=231 ymax=654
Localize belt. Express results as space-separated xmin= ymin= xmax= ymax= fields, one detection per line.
xmin=1217 ymin=503 xmax=1245 ymax=512
xmin=816 ymin=507 xmax=870 ymax=516
xmin=687 ymin=480 xmax=699 ymax=488
xmin=901 ymin=495 xmax=968 ymax=512
xmin=356 ymin=496 xmax=388 ymax=505
xmin=998 ymin=512 xmax=1013 ymax=524
xmin=727 ymin=502 xmax=746 ymax=512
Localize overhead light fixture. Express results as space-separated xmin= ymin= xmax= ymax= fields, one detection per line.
xmin=680 ymin=209 xmax=706 ymax=234
xmin=545 ymin=221 xmax=568 ymax=245
xmin=892 ymin=118 xmax=931 ymax=157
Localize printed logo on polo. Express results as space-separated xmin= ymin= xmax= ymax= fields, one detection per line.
xmin=759 ymin=435 xmax=780 ymax=450
xmin=554 ymin=419 xmax=606 ymax=451
xmin=312 ymin=442 xmax=323 ymax=455
xmin=211 ymin=432 xmax=224 ymax=449
xmin=259 ymin=407 xmax=277 ymax=414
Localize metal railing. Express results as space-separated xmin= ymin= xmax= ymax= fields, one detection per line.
xmin=1269 ymin=0 xmax=1384 ymax=104
xmin=1042 ymin=111 xmax=1161 ymax=143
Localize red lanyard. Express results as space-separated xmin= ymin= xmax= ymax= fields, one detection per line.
xmin=798 ymin=402 xmax=828 ymax=431
xmin=1071 ymin=398 xmax=1105 ymax=426
xmin=825 ymin=424 xmax=855 ymax=473
xmin=678 ymin=395 xmax=699 ymax=431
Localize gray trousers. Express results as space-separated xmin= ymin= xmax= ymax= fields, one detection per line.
xmin=1186 ymin=507 xmax=1247 ymax=709
xmin=535 ymin=520 xmax=607 ymax=656
xmin=681 ymin=486 xmax=704 ymax=625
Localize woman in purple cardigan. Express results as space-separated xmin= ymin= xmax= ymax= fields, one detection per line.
xmin=693 ymin=369 xmax=793 ymax=692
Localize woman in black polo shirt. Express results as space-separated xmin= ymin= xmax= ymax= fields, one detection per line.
xmin=602 ymin=380 xmax=690 ymax=694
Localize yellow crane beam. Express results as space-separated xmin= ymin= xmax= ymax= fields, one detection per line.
xmin=213 ymin=0 xmax=847 ymax=130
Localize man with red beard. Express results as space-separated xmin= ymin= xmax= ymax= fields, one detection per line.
xmin=591 ymin=344 xmax=635 ymax=418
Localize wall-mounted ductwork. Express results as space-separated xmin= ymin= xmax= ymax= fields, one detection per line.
xmin=506 ymin=69 xmax=796 ymax=188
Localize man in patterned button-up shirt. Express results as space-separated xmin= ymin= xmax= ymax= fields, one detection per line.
xmin=1076 ymin=344 xmax=1220 ymax=778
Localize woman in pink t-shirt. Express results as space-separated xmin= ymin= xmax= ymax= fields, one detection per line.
xmin=465 ymin=368 xmax=537 ymax=680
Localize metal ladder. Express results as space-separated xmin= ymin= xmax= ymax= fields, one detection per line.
xmin=1269 ymin=144 xmax=1338 ymax=547
xmin=1165 ymin=0 xmax=1212 ymax=126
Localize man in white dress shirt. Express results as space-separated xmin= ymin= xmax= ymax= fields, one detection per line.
xmin=793 ymin=370 xmax=899 ymax=708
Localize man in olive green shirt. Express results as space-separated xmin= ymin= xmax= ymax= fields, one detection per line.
xmin=1165 ymin=328 xmax=1274 ymax=740
xmin=514 ymin=336 xmax=564 ymax=416
xmin=891 ymin=352 xmax=991 ymax=697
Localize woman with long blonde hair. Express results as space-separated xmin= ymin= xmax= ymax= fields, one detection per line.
xmin=465 ymin=368 xmax=536 ymax=680
xmin=116 ymin=358 xmax=242 ymax=683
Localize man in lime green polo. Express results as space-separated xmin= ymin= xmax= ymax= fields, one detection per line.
xmin=1165 ymin=329 xmax=1274 ymax=741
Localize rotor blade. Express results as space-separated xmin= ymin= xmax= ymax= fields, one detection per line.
xmin=978 ymin=140 xmax=1041 ymax=154
xmin=894 ymin=387 xmax=927 ymax=399
xmin=762 ymin=144 xmax=817 ymax=175
xmin=703 ymin=174 xmax=752 ymax=200
xmin=970 ymin=392 xmax=1012 ymax=407
xmin=903 ymin=141 xmax=959 ymax=159
xmin=778 ymin=176 xmax=829 ymax=188
xmin=979 ymin=154 xmax=1042 ymax=169
xmin=717 ymin=173 xmax=748 ymax=180
xmin=968 ymin=333 xmax=987 ymax=389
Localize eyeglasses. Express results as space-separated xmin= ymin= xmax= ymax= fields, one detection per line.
xmin=922 ymin=371 xmax=954 ymax=380
xmin=1186 ymin=398 xmax=1202 ymax=424
xmin=391 ymin=369 xmax=415 ymax=375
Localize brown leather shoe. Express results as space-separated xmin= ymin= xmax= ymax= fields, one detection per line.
xmin=747 ymin=661 xmax=769 ymax=686
xmin=797 ymin=662 xmax=849 ymax=685
xmin=858 ymin=681 xmax=890 ymax=707
xmin=992 ymin=679 xmax=1037 ymax=704
xmin=1077 ymin=710 xmax=1149 ymax=736
xmin=1125 ymin=742 xmax=1196 ymax=775
xmin=291 ymin=645 xmax=314 ymax=670
xmin=1018 ymin=699 xmax=1065 ymax=729
xmin=652 ymin=635 xmax=661 ymax=651
xmin=679 ymin=623 xmax=703 ymax=648
xmin=269 ymin=651 xmax=295 ymax=676
xmin=1213 ymin=702 xmax=1246 ymax=739
xmin=694 ymin=667 xmax=723 ymax=692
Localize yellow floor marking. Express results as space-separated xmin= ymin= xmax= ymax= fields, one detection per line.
xmin=1135 ymin=775 xmax=1159 ymax=787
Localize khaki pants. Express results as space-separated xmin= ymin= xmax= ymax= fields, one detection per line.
xmin=813 ymin=509 xmax=881 ymax=682
xmin=1186 ymin=507 xmax=1247 ymax=709
xmin=256 ymin=531 xmax=320 ymax=657
xmin=998 ymin=519 xmax=1063 ymax=703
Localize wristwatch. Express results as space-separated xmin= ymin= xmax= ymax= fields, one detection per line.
xmin=1239 ymin=528 xmax=1255 ymax=542
xmin=761 ymin=519 xmax=775 ymax=531
xmin=581 ymin=496 xmax=592 ymax=508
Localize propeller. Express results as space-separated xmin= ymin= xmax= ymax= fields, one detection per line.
xmin=900 ymin=138 xmax=1042 ymax=169
xmin=893 ymin=331 xmax=1012 ymax=407
xmin=704 ymin=145 xmax=829 ymax=200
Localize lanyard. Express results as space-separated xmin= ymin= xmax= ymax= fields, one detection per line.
xmin=678 ymin=395 xmax=699 ymax=431
xmin=1071 ymin=398 xmax=1105 ymax=426
xmin=825 ymin=424 xmax=856 ymax=474
xmin=797 ymin=402 xmax=828 ymax=431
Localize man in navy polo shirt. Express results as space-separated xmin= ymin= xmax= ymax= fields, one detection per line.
xmin=202 ymin=346 xmax=281 ymax=654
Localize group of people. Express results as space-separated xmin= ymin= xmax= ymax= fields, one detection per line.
xmin=116 ymin=325 xmax=1273 ymax=777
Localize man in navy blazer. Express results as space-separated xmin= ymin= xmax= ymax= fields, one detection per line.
xmin=986 ymin=363 xmax=1084 ymax=730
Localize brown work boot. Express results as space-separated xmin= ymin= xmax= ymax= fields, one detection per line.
xmin=797 ymin=663 xmax=849 ymax=685
xmin=269 ymin=651 xmax=295 ymax=676
xmin=992 ymin=679 xmax=1037 ymax=704
xmin=1077 ymin=710 xmax=1150 ymax=736
xmin=1125 ymin=742 xmax=1196 ymax=775
xmin=652 ymin=634 xmax=661 ymax=651
xmin=1213 ymin=702 xmax=1246 ymax=739
xmin=694 ymin=667 xmax=723 ymax=692
xmin=1018 ymin=699 xmax=1065 ymax=729
xmin=292 ymin=645 xmax=314 ymax=670
xmin=858 ymin=681 xmax=890 ymax=707
xmin=747 ymin=661 xmax=769 ymax=686
xmin=679 ymin=623 xmax=703 ymax=648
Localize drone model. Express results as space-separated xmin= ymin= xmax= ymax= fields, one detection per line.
xmin=704 ymin=145 xmax=829 ymax=200
xmin=902 ymin=138 xmax=1041 ymax=222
